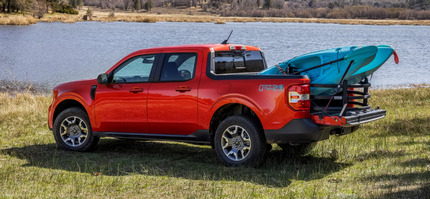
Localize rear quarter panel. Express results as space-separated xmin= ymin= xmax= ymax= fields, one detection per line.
xmin=198 ymin=75 xmax=310 ymax=130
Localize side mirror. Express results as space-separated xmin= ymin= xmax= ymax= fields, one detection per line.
xmin=97 ymin=73 xmax=108 ymax=84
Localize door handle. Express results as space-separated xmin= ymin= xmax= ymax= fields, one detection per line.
xmin=129 ymin=87 xmax=143 ymax=93
xmin=175 ymin=86 xmax=191 ymax=93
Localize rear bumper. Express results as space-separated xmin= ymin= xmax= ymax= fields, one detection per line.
xmin=264 ymin=119 xmax=331 ymax=144
xmin=264 ymin=109 xmax=385 ymax=144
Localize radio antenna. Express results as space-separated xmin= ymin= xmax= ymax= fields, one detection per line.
xmin=221 ymin=30 xmax=233 ymax=44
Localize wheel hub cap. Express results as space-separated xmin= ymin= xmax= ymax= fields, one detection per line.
xmin=69 ymin=125 xmax=81 ymax=136
xmin=59 ymin=116 xmax=89 ymax=147
xmin=221 ymin=125 xmax=252 ymax=161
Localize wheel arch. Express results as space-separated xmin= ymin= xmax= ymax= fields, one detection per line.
xmin=209 ymin=103 xmax=264 ymax=146
xmin=52 ymin=98 xmax=89 ymax=127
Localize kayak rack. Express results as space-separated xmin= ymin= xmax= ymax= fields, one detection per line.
xmin=310 ymin=78 xmax=371 ymax=116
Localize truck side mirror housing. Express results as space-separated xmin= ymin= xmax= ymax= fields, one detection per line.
xmin=97 ymin=73 xmax=108 ymax=84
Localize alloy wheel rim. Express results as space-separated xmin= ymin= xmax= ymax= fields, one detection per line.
xmin=221 ymin=125 xmax=252 ymax=161
xmin=59 ymin=116 xmax=88 ymax=147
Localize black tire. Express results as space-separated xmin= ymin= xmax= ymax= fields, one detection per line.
xmin=214 ymin=116 xmax=267 ymax=167
xmin=266 ymin=144 xmax=273 ymax=152
xmin=277 ymin=143 xmax=316 ymax=156
xmin=53 ymin=107 xmax=99 ymax=151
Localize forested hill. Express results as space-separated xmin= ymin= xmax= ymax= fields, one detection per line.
xmin=1 ymin=0 xmax=430 ymax=20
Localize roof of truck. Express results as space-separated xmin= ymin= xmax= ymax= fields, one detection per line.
xmin=133 ymin=44 xmax=261 ymax=53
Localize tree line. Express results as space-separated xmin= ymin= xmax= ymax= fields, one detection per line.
xmin=1 ymin=0 xmax=430 ymax=20
xmin=218 ymin=0 xmax=430 ymax=20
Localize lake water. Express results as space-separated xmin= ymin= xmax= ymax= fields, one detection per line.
xmin=1 ymin=21 xmax=429 ymax=89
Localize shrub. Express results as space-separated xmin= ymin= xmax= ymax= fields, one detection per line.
xmin=293 ymin=9 xmax=314 ymax=18
xmin=83 ymin=8 xmax=92 ymax=20
xmin=53 ymin=3 xmax=79 ymax=15
xmin=108 ymin=10 xmax=115 ymax=17
xmin=326 ymin=9 xmax=351 ymax=19
xmin=32 ymin=0 xmax=48 ymax=19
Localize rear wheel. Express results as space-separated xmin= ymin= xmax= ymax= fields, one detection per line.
xmin=214 ymin=116 xmax=267 ymax=167
xmin=53 ymin=107 xmax=99 ymax=151
xmin=277 ymin=143 xmax=316 ymax=156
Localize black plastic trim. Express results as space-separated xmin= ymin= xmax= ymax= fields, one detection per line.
xmin=90 ymin=85 xmax=97 ymax=100
xmin=93 ymin=130 xmax=211 ymax=144
xmin=264 ymin=119 xmax=328 ymax=144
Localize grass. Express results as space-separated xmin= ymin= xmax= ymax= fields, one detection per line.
xmin=2 ymin=6 xmax=430 ymax=25
xmin=0 ymin=13 xmax=36 ymax=25
xmin=0 ymin=85 xmax=429 ymax=198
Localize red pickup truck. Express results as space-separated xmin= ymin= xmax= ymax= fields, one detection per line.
xmin=48 ymin=44 xmax=386 ymax=166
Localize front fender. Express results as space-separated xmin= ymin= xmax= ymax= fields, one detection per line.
xmin=48 ymin=92 xmax=94 ymax=129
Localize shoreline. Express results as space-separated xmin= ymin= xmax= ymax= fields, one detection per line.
xmin=2 ymin=11 xmax=430 ymax=26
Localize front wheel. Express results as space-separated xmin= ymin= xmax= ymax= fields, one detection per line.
xmin=53 ymin=107 xmax=99 ymax=151
xmin=214 ymin=116 xmax=267 ymax=167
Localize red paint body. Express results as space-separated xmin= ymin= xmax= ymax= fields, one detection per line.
xmin=48 ymin=44 xmax=348 ymax=136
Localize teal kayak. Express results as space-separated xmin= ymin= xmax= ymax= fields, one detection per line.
xmin=346 ymin=45 xmax=398 ymax=84
xmin=259 ymin=45 xmax=398 ymax=95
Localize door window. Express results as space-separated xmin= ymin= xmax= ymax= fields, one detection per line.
xmin=160 ymin=53 xmax=197 ymax=81
xmin=112 ymin=54 xmax=156 ymax=83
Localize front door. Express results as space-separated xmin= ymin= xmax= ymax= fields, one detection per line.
xmin=94 ymin=54 xmax=158 ymax=133
xmin=147 ymin=52 xmax=201 ymax=135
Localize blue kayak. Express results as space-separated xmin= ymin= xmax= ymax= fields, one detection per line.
xmin=259 ymin=45 xmax=397 ymax=95
xmin=346 ymin=45 xmax=398 ymax=84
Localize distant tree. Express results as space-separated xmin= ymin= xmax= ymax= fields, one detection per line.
xmin=263 ymin=0 xmax=272 ymax=9
xmin=83 ymin=7 xmax=92 ymax=20
xmin=273 ymin=0 xmax=283 ymax=9
xmin=68 ymin=0 xmax=82 ymax=9
xmin=77 ymin=0 xmax=82 ymax=9
xmin=308 ymin=0 xmax=316 ymax=8
xmin=133 ymin=0 xmax=140 ymax=10
xmin=256 ymin=0 xmax=260 ymax=8
xmin=144 ymin=0 xmax=152 ymax=11
xmin=328 ymin=2 xmax=335 ymax=9
xmin=69 ymin=0 xmax=76 ymax=8
xmin=352 ymin=0 xmax=361 ymax=6
xmin=32 ymin=0 xmax=48 ymax=18
xmin=230 ymin=0 xmax=238 ymax=10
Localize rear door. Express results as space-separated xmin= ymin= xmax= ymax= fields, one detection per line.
xmin=94 ymin=54 xmax=159 ymax=133
xmin=147 ymin=52 xmax=202 ymax=135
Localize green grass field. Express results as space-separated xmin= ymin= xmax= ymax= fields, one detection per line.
xmin=0 ymin=86 xmax=429 ymax=198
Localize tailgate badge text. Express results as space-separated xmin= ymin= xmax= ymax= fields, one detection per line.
xmin=259 ymin=85 xmax=284 ymax=92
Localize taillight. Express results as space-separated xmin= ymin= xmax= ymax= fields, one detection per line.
xmin=287 ymin=84 xmax=310 ymax=111
xmin=347 ymin=88 xmax=355 ymax=108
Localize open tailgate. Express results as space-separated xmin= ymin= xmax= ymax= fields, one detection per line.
xmin=311 ymin=109 xmax=386 ymax=127
xmin=309 ymin=78 xmax=386 ymax=127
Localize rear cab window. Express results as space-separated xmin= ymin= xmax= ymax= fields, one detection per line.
xmin=211 ymin=50 xmax=266 ymax=75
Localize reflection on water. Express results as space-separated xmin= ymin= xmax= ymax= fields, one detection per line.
xmin=0 ymin=21 xmax=429 ymax=88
